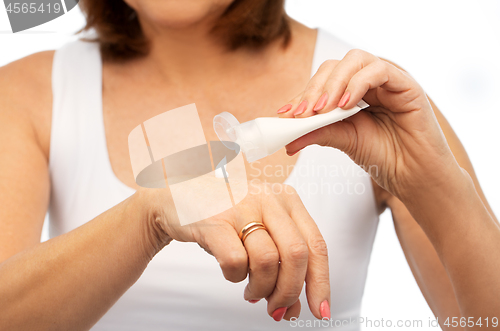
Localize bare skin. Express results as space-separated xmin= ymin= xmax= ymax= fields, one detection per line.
xmin=0 ymin=13 xmax=330 ymax=329
xmin=282 ymin=49 xmax=499 ymax=327
xmin=0 ymin=1 xmax=495 ymax=329
xmin=102 ymin=21 xmax=312 ymax=188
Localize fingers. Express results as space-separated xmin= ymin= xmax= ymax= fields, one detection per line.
xmin=284 ymin=299 xmax=301 ymax=321
xmin=293 ymin=60 xmax=338 ymax=117
xmin=278 ymin=60 xmax=339 ymax=118
xmin=261 ymin=195 xmax=309 ymax=320
xmin=317 ymin=49 xmax=377 ymax=113
xmin=196 ymin=221 xmax=248 ymax=283
xmin=276 ymin=49 xmax=419 ymax=119
xmin=284 ymin=188 xmax=331 ymax=320
xmin=241 ymin=227 xmax=280 ymax=302
xmin=278 ymin=92 xmax=301 ymax=118
xmin=341 ymin=60 xmax=422 ymax=111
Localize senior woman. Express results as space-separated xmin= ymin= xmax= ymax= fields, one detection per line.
xmin=0 ymin=1 xmax=495 ymax=331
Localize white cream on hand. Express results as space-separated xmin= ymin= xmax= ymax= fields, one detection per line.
xmin=213 ymin=100 xmax=369 ymax=163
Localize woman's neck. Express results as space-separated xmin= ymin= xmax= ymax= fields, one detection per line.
xmin=133 ymin=17 xmax=288 ymax=87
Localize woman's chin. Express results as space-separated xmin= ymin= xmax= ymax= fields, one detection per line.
xmin=130 ymin=0 xmax=232 ymax=30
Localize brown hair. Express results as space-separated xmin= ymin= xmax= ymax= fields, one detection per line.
xmin=79 ymin=0 xmax=291 ymax=61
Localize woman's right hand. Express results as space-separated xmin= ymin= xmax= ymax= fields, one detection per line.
xmin=277 ymin=50 xmax=500 ymax=323
xmin=279 ymin=50 xmax=463 ymax=201
xmin=137 ymin=180 xmax=331 ymax=322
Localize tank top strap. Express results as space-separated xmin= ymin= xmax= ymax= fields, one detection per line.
xmin=50 ymin=39 xmax=104 ymax=169
xmin=311 ymin=29 xmax=355 ymax=75
xmin=49 ymin=40 xmax=109 ymax=235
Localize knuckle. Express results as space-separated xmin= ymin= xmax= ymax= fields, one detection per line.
xmin=326 ymin=75 xmax=347 ymax=90
xmin=350 ymin=75 xmax=368 ymax=91
xmin=304 ymin=82 xmax=322 ymax=94
xmin=263 ymin=183 xmax=279 ymax=198
xmin=278 ymin=287 xmax=302 ymax=303
xmin=373 ymin=59 xmax=387 ymax=72
xmin=220 ymin=251 xmax=247 ymax=273
xmin=319 ymin=59 xmax=337 ymax=70
xmin=313 ymin=274 xmax=331 ymax=289
xmin=253 ymin=250 xmax=280 ymax=272
xmin=308 ymin=237 xmax=329 ymax=258
xmin=286 ymin=241 xmax=309 ymax=261
xmin=346 ymin=48 xmax=365 ymax=58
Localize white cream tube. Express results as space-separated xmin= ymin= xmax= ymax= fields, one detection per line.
xmin=214 ymin=100 xmax=369 ymax=163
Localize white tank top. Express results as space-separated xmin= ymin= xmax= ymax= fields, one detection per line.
xmin=49 ymin=29 xmax=379 ymax=331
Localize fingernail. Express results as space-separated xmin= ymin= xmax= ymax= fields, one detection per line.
xmin=248 ymin=300 xmax=260 ymax=304
xmin=313 ymin=92 xmax=329 ymax=111
xmin=277 ymin=104 xmax=292 ymax=114
xmin=338 ymin=91 xmax=350 ymax=108
xmin=320 ymin=300 xmax=331 ymax=320
xmin=272 ymin=307 xmax=288 ymax=321
xmin=293 ymin=100 xmax=308 ymax=116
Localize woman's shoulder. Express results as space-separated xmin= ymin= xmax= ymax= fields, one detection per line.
xmin=0 ymin=51 xmax=55 ymax=158
xmin=0 ymin=50 xmax=54 ymax=92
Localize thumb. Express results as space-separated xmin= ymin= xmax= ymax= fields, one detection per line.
xmin=285 ymin=118 xmax=357 ymax=156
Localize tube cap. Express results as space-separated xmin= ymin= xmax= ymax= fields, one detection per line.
xmin=213 ymin=112 xmax=268 ymax=162
xmin=213 ymin=112 xmax=240 ymax=151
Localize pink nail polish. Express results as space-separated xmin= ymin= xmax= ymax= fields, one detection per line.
xmin=277 ymin=104 xmax=292 ymax=114
xmin=248 ymin=300 xmax=260 ymax=304
xmin=272 ymin=307 xmax=288 ymax=321
xmin=338 ymin=91 xmax=350 ymax=108
xmin=293 ymin=100 xmax=308 ymax=116
xmin=314 ymin=92 xmax=329 ymax=111
xmin=320 ymin=300 xmax=331 ymax=320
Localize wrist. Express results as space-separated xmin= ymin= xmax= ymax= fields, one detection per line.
xmin=129 ymin=189 xmax=173 ymax=259
xmin=398 ymin=163 xmax=471 ymax=211
xmin=395 ymin=154 xmax=465 ymax=203
xmin=397 ymin=165 xmax=485 ymax=247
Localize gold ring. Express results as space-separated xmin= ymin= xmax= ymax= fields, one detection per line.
xmin=238 ymin=222 xmax=268 ymax=243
